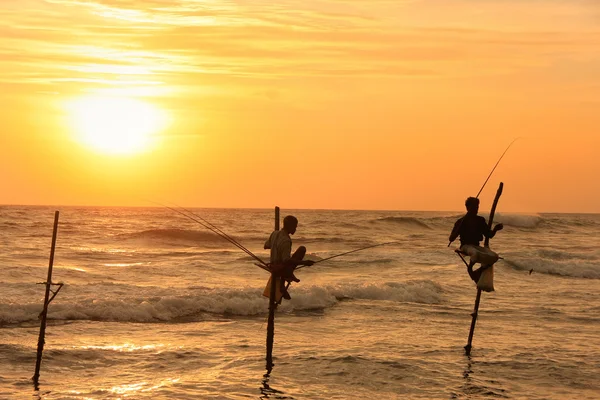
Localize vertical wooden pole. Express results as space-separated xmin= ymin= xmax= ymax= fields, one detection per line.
xmin=464 ymin=289 xmax=481 ymax=356
xmin=266 ymin=207 xmax=279 ymax=371
xmin=33 ymin=211 xmax=60 ymax=386
xmin=484 ymin=183 xmax=503 ymax=248
xmin=465 ymin=183 xmax=503 ymax=356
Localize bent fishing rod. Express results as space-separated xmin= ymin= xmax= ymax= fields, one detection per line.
xmin=149 ymin=200 xmax=270 ymax=270
xmin=447 ymin=137 xmax=519 ymax=247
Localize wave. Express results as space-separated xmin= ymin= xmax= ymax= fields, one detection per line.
xmin=0 ymin=280 xmax=443 ymax=325
xmin=503 ymin=257 xmax=600 ymax=279
xmin=493 ymin=213 xmax=543 ymax=229
xmin=371 ymin=217 xmax=432 ymax=230
xmin=118 ymin=229 xmax=229 ymax=244
xmin=302 ymin=236 xmax=367 ymax=243
xmin=329 ymin=280 xmax=443 ymax=303
xmin=355 ymin=258 xmax=396 ymax=265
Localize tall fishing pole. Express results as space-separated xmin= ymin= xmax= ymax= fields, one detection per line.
xmin=475 ymin=137 xmax=519 ymax=198
xmin=447 ymin=138 xmax=519 ymax=247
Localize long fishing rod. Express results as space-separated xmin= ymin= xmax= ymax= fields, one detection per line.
xmin=296 ymin=241 xmax=398 ymax=270
xmin=447 ymin=137 xmax=519 ymax=247
xmin=165 ymin=202 xmax=265 ymax=264
xmin=150 ymin=201 xmax=269 ymax=269
xmin=475 ymin=137 xmax=519 ymax=198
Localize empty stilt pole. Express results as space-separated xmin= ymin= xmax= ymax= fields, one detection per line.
xmin=33 ymin=211 xmax=63 ymax=386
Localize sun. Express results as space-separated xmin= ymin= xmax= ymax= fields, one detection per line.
xmin=68 ymin=96 xmax=167 ymax=155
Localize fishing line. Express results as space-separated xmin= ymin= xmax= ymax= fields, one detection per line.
xmin=148 ymin=200 xmax=269 ymax=269
xmin=166 ymin=202 xmax=264 ymax=264
xmin=296 ymin=241 xmax=398 ymax=270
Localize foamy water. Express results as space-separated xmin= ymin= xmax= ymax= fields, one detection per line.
xmin=1 ymin=206 xmax=599 ymax=399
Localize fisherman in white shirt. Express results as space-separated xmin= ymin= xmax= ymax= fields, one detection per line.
xmin=264 ymin=215 xmax=314 ymax=300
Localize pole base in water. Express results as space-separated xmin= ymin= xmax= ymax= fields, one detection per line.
xmin=464 ymin=344 xmax=472 ymax=356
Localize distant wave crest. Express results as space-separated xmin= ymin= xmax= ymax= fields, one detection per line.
xmin=371 ymin=217 xmax=432 ymax=230
xmin=120 ymin=229 xmax=226 ymax=244
xmin=504 ymin=257 xmax=600 ymax=279
xmin=494 ymin=213 xmax=543 ymax=228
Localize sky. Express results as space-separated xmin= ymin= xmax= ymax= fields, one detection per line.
xmin=1 ymin=0 xmax=599 ymax=212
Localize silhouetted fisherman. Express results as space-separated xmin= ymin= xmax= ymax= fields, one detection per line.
xmin=264 ymin=215 xmax=314 ymax=300
xmin=449 ymin=197 xmax=503 ymax=282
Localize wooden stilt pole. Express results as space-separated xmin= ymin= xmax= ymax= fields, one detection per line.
xmin=464 ymin=289 xmax=481 ymax=356
xmin=33 ymin=211 xmax=62 ymax=386
xmin=266 ymin=206 xmax=279 ymax=371
xmin=465 ymin=183 xmax=503 ymax=356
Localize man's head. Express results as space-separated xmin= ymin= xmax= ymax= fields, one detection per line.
xmin=283 ymin=215 xmax=298 ymax=235
xmin=465 ymin=197 xmax=479 ymax=214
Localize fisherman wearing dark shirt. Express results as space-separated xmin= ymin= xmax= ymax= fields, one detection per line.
xmin=449 ymin=197 xmax=503 ymax=280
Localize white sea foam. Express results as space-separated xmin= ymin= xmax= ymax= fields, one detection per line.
xmin=504 ymin=257 xmax=600 ymax=279
xmin=492 ymin=213 xmax=543 ymax=228
xmin=0 ymin=280 xmax=444 ymax=324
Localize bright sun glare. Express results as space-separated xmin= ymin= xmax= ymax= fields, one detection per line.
xmin=69 ymin=96 xmax=167 ymax=155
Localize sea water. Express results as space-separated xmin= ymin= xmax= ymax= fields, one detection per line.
xmin=1 ymin=206 xmax=599 ymax=399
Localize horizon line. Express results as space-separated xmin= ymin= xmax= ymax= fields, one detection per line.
xmin=0 ymin=203 xmax=598 ymax=215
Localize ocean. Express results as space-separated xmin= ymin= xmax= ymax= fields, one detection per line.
xmin=1 ymin=206 xmax=599 ymax=399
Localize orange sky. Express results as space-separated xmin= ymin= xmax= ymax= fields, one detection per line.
xmin=1 ymin=0 xmax=599 ymax=212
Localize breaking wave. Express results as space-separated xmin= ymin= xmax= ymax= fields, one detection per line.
xmin=503 ymin=257 xmax=600 ymax=279
xmin=493 ymin=213 xmax=543 ymax=229
xmin=0 ymin=280 xmax=443 ymax=325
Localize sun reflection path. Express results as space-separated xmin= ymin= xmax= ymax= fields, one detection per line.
xmin=66 ymin=377 xmax=181 ymax=398
xmin=77 ymin=343 xmax=173 ymax=352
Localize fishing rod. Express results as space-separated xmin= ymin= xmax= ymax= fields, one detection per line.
xmin=149 ymin=201 xmax=269 ymax=269
xmin=272 ymin=241 xmax=399 ymax=311
xmin=447 ymin=138 xmax=519 ymax=247
xmin=166 ymin=202 xmax=264 ymax=263
xmin=475 ymin=137 xmax=519 ymax=198
xmin=296 ymin=241 xmax=398 ymax=270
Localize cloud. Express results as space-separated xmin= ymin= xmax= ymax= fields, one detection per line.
xmin=0 ymin=0 xmax=599 ymax=99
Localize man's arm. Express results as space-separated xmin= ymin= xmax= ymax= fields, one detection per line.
xmin=286 ymin=258 xmax=314 ymax=267
xmin=449 ymin=219 xmax=461 ymax=243
xmin=264 ymin=231 xmax=274 ymax=249
xmin=482 ymin=218 xmax=503 ymax=239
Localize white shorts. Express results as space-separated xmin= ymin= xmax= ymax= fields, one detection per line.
xmin=460 ymin=244 xmax=499 ymax=265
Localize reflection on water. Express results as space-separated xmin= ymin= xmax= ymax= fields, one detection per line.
xmin=455 ymin=357 xmax=508 ymax=399
xmin=260 ymin=372 xmax=294 ymax=400
xmin=109 ymin=378 xmax=181 ymax=396
xmin=78 ymin=343 xmax=167 ymax=352
xmin=463 ymin=356 xmax=474 ymax=382
xmin=32 ymin=386 xmax=50 ymax=399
